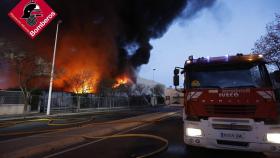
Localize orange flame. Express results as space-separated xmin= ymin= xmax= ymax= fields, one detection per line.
xmin=113 ymin=76 xmax=132 ymax=88
xmin=74 ymin=81 xmax=96 ymax=94
xmin=51 ymin=34 xmax=116 ymax=94
xmin=44 ymin=34 xmax=136 ymax=94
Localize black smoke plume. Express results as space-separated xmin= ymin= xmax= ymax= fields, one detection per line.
xmin=0 ymin=0 xmax=216 ymax=88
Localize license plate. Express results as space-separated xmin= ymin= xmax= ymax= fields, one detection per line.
xmin=220 ymin=132 xmax=245 ymax=140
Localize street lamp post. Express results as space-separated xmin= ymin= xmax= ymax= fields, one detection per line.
xmin=46 ymin=20 xmax=62 ymax=115
xmin=152 ymin=68 xmax=156 ymax=106
xmin=152 ymin=68 xmax=156 ymax=81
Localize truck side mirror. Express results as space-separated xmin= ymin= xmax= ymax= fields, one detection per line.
xmin=174 ymin=68 xmax=180 ymax=75
xmin=273 ymin=70 xmax=280 ymax=82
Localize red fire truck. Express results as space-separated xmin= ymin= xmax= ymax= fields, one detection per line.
xmin=173 ymin=54 xmax=280 ymax=152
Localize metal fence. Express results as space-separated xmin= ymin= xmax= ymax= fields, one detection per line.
xmin=0 ymin=90 xmax=153 ymax=114
xmin=0 ymin=95 xmax=39 ymax=111
xmin=0 ymin=91 xmax=24 ymax=105
xmin=0 ymin=96 xmax=24 ymax=105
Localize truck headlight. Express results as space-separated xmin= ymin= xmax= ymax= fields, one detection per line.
xmin=267 ymin=133 xmax=280 ymax=144
xmin=186 ymin=128 xmax=202 ymax=137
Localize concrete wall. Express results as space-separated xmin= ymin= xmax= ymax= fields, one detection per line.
xmin=0 ymin=104 xmax=25 ymax=115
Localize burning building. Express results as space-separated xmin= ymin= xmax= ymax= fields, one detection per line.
xmin=0 ymin=0 xmax=216 ymax=94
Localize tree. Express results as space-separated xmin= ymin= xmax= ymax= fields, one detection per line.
xmin=0 ymin=40 xmax=50 ymax=112
xmin=4 ymin=51 xmax=50 ymax=112
xmin=153 ymin=84 xmax=165 ymax=96
xmin=0 ymin=39 xmax=5 ymax=59
xmin=67 ymin=70 xmax=95 ymax=94
xmin=253 ymin=14 xmax=280 ymax=62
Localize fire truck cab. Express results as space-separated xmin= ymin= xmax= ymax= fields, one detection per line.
xmin=173 ymin=54 xmax=280 ymax=152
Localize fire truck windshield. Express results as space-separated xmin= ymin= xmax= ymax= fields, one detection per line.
xmin=187 ymin=63 xmax=270 ymax=89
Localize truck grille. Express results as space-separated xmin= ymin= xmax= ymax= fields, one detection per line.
xmin=212 ymin=124 xmax=252 ymax=131
xmin=206 ymin=105 xmax=256 ymax=116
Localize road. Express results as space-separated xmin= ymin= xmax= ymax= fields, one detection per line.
xmin=39 ymin=107 xmax=275 ymax=158
xmin=0 ymin=106 xmax=177 ymax=141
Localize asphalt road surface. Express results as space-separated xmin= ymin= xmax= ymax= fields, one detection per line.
xmin=40 ymin=107 xmax=276 ymax=158
xmin=0 ymin=106 xmax=177 ymax=141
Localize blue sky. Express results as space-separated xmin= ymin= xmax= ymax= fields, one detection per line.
xmin=139 ymin=0 xmax=280 ymax=87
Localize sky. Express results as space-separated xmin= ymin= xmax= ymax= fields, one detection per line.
xmin=139 ymin=0 xmax=280 ymax=87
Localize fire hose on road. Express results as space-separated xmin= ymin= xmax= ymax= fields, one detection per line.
xmin=0 ymin=117 xmax=94 ymax=136
xmin=83 ymin=134 xmax=168 ymax=158
xmin=0 ymin=112 xmax=178 ymax=158
xmin=42 ymin=114 xmax=175 ymax=158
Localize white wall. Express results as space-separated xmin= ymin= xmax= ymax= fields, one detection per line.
xmin=0 ymin=104 xmax=25 ymax=115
